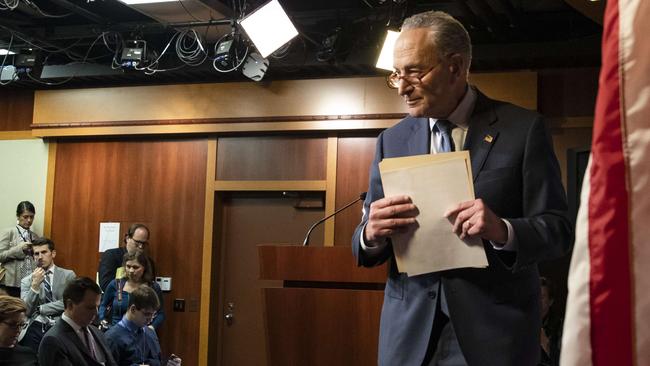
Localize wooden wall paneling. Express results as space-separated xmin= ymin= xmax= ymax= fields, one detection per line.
xmin=0 ymin=89 xmax=34 ymax=131
xmin=43 ymin=141 xmax=57 ymax=237
xmin=199 ymin=138 xmax=217 ymax=366
xmin=538 ymin=68 xmax=599 ymax=118
xmin=216 ymin=136 xmax=327 ymax=181
xmin=32 ymin=118 xmax=400 ymax=138
xmin=50 ymin=138 xmax=208 ymax=366
xmin=32 ymin=73 xmax=536 ymax=126
xmin=0 ymin=131 xmax=34 ymax=140
xmin=324 ymin=135 xmax=337 ymax=246
xmin=214 ymin=180 xmax=326 ymax=191
xmin=334 ymin=134 xmax=380 ymax=246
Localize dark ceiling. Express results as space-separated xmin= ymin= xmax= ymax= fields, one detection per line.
xmin=0 ymin=0 xmax=603 ymax=89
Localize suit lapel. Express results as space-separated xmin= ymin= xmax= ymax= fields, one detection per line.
xmin=51 ymin=267 xmax=63 ymax=299
xmin=60 ymin=319 xmax=100 ymax=363
xmin=407 ymin=117 xmax=430 ymax=156
xmin=465 ymin=91 xmax=499 ymax=181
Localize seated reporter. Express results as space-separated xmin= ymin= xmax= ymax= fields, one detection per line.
xmin=0 ymin=295 xmax=37 ymax=366
xmin=19 ymin=237 xmax=76 ymax=352
xmin=99 ymin=250 xmax=164 ymax=329
xmin=38 ymin=277 xmax=117 ymax=366
xmin=105 ymin=286 xmax=181 ymax=366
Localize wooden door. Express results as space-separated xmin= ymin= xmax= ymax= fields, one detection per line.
xmin=215 ymin=192 xmax=325 ymax=366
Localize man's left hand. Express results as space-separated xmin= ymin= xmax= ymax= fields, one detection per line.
xmin=444 ymin=199 xmax=507 ymax=243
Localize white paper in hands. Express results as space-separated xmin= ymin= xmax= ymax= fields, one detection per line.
xmin=379 ymin=152 xmax=488 ymax=276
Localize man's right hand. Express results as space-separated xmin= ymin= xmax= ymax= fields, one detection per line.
xmin=31 ymin=267 xmax=45 ymax=292
xmin=364 ymin=195 xmax=418 ymax=245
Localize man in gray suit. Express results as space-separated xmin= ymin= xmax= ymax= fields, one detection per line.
xmin=39 ymin=277 xmax=117 ymax=366
xmin=352 ymin=11 xmax=572 ymax=366
xmin=19 ymin=237 xmax=76 ymax=352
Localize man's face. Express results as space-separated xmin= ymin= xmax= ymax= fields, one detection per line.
xmin=0 ymin=312 xmax=26 ymax=347
xmin=128 ymin=305 xmax=157 ymax=328
xmin=67 ymin=290 xmax=100 ymax=328
xmin=393 ymin=28 xmax=465 ymax=118
xmin=32 ymin=244 xmax=55 ymax=269
xmin=126 ymin=228 xmax=149 ymax=253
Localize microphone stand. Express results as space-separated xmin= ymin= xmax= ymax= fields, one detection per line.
xmin=302 ymin=192 xmax=367 ymax=246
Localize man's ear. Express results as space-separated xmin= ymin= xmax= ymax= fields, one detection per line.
xmin=51 ymin=249 xmax=56 ymax=259
xmin=448 ymin=53 xmax=465 ymax=78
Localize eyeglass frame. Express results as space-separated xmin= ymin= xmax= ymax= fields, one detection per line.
xmin=1 ymin=320 xmax=28 ymax=330
xmin=127 ymin=236 xmax=148 ymax=248
xmin=386 ymin=54 xmax=453 ymax=89
xmin=131 ymin=238 xmax=148 ymax=247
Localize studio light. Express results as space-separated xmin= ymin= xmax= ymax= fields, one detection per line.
xmin=316 ymin=27 xmax=342 ymax=63
xmin=376 ymin=30 xmax=400 ymax=71
xmin=242 ymin=52 xmax=269 ymax=81
xmin=239 ymin=0 xmax=298 ymax=58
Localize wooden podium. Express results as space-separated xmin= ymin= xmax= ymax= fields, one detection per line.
xmin=258 ymin=244 xmax=387 ymax=366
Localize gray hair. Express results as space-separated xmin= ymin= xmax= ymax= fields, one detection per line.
xmin=401 ymin=11 xmax=472 ymax=72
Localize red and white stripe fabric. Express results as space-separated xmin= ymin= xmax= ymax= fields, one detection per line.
xmin=561 ymin=1 xmax=650 ymax=365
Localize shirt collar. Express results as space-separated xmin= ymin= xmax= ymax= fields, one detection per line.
xmin=61 ymin=313 xmax=83 ymax=332
xmin=43 ymin=264 xmax=56 ymax=273
xmin=16 ymin=225 xmax=30 ymax=235
xmin=119 ymin=315 xmax=145 ymax=334
xmin=429 ymin=85 xmax=477 ymax=130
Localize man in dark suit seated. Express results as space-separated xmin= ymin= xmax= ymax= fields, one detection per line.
xmin=38 ymin=277 xmax=117 ymax=366
xmin=352 ymin=10 xmax=572 ymax=366
xmin=98 ymin=224 xmax=152 ymax=292
xmin=19 ymin=238 xmax=76 ymax=352
xmin=105 ymin=285 xmax=181 ymax=366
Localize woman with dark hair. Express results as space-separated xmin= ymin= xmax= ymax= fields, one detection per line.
xmin=0 ymin=201 xmax=39 ymax=297
xmin=99 ymin=250 xmax=165 ymax=329
xmin=0 ymin=295 xmax=38 ymax=365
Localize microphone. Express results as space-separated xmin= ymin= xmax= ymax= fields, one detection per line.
xmin=302 ymin=192 xmax=367 ymax=246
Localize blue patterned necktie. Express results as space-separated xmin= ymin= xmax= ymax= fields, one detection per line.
xmin=43 ymin=270 xmax=53 ymax=303
xmin=435 ymin=119 xmax=455 ymax=152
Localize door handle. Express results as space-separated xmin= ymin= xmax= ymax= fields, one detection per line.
xmin=224 ymin=302 xmax=235 ymax=326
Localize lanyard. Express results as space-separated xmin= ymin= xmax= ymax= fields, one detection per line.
xmin=16 ymin=226 xmax=32 ymax=242
xmin=118 ymin=319 xmax=147 ymax=364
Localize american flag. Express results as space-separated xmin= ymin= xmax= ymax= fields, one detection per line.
xmin=561 ymin=1 xmax=650 ymax=365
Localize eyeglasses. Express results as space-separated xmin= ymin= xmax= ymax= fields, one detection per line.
xmin=1 ymin=320 xmax=28 ymax=330
xmin=130 ymin=238 xmax=148 ymax=247
xmin=386 ymin=65 xmax=437 ymax=89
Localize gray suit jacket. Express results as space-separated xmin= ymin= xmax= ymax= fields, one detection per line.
xmin=18 ymin=266 xmax=77 ymax=339
xmin=352 ymin=89 xmax=572 ymax=366
xmin=38 ymin=319 xmax=117 ymax=366
xmin=0 ymin=227 xmax=39 ymax=287
xmin=20 ymin=266 xmax=76 ymax=323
